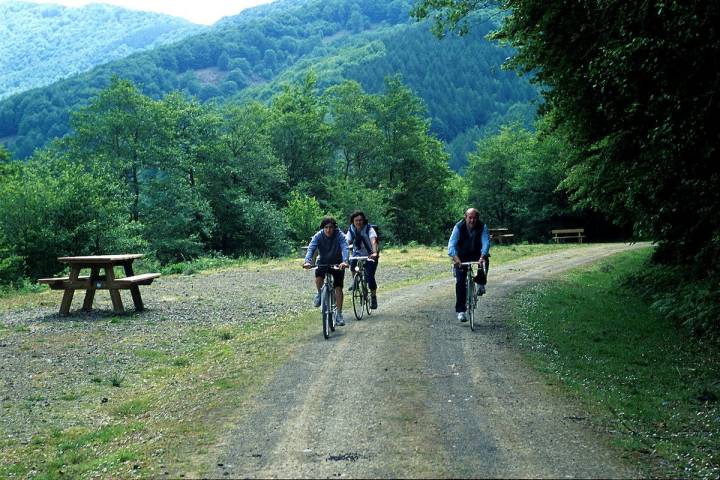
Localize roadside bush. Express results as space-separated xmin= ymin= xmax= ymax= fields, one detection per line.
xmin=284 ymin=191 xmax=323 ymax=245
xmin=624 ymin=261 xmax=720 ymax=339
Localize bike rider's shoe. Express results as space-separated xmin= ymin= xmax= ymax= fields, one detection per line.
xmin=477 ymin=284 xmax=486 ymax=297
xmin=313 ymin=292 xmax=321 ymax=308
xmin=335 ymin=311 xmax=345 ymax=326
xmin=370 ymin=295 xmax=378 ymax=310
xmin=457 ymin=312 xmax=467 ymax=322
xmin=348 ymin=283 xmax=355 ymax=292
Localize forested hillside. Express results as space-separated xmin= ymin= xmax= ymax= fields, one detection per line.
xmin=0 ymin=1 xmax=205 ymax=100
xmin=0 ymin=0 xmax=536 ymax=168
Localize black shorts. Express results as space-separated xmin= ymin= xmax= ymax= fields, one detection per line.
xmin=315 ymin=266 xmax=345 ymax=288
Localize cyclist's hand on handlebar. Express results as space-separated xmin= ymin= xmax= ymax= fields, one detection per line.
xmin=303 ymin=262 xmax=313 ymax=269
xmin=452 ymin=255 xmax=461 ymax=266
xmin=339 ymin=262 xmax=349 ymax=270
xmin=369 ymin=252 xmax=379 ymax=261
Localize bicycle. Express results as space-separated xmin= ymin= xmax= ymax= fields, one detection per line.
xmin=311 ymin=264 xmax=342 ymax=339
xmin=349 ymin=255 xmax=374 ymax=320
xmin=459 ymin=260 xmax=488 ymax=331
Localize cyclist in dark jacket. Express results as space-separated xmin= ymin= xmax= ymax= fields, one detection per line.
xmin=447 ymin=208 xmax=490 ymax=322
xmin=303 ymin=217 xmax=350 ymax=325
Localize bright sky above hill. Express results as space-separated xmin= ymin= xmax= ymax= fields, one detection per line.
xmin=1 ymin=0 xmax=276 ymax=25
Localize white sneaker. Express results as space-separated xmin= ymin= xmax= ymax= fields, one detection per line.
xmin=313 ymin=292 xmax=321 ymax=307
xmin=336 ymin=311 xmax=345 ymax=326
xmin=457 ymin=312 xmax=466 ymax=322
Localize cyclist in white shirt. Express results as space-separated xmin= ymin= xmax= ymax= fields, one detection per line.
xmin=345 ymin=210 xmax=380 ymax=309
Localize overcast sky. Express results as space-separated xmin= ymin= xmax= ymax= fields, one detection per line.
xmin=1 ymin=0 xmax=276 ymax=25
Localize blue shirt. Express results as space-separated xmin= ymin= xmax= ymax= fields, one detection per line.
xmin=448 ymin=222 xmax=490 ymax=258
xmin=304 ymin=229 xmax=349 ymax=265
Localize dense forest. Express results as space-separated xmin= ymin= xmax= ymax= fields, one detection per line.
xmin=0 ymin=1 xmax=204 ymax=100
xmin=414 ymin=0 xmax=720 ymax=337
xmin=0 ymin=71 xmax=579 ymax=283
xmin=0 ymin=0 xmax=536 ymax=169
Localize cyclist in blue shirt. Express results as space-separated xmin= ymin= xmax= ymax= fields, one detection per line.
xmin=447 ymin=208 xmax=490 ymax=322
xmin=303 ymin=217 xmax=350 ymax=325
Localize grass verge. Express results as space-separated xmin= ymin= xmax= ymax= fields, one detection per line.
xmin=509 ymin=247 xmax=719 ymax=479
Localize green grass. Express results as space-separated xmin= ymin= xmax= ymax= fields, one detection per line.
xmin=510 ymin=247 xmax=720 ymax=479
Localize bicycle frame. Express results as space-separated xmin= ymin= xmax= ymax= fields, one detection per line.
xmin=459 ymin=260 xmax=488 ymax=331
xmin=349 ymin=256 xmax=373 ymax=319
xmin=311 ymin=264 xmax=342 ymax=339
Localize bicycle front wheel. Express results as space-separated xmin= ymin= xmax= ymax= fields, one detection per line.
xmin=467 ymin=275 xmax=476 ymax=331
xmin=352 ymin=276 xmax=364 ymax=320
xmin=321 ymin=285 xmax=331 ymax=339
xmin=363 ymin=280 xmax=371 ymax=315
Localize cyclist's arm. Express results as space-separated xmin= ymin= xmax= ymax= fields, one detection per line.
xmin=368 ymin=227 xmax=379 ymax=257
xmin=448 ymin=223 xmax=461 ymax=264
xmin=338 ymin=231 xmax=350 ymax=266
xmin=481 ymin=224 xmax=490 ymax=257
xmin=303 ymin=232 xmax=320 ymax=265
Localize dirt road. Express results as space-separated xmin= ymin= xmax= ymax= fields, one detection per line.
xmin=212 ymin=243 xmax=646 ymax=478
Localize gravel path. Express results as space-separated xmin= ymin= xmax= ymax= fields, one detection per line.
xmin=210 ymin=242 xmax=647 ymax=478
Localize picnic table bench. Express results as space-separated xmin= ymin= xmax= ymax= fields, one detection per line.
xmin=551 ymin=228 xmax=585 ymax=243
xmin=38 ymin=254 xmax=160 ymax=316
xmin=490 ymin=227 xmax=515 ymax=244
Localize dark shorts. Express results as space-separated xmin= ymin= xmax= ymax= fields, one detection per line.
xmin=315 ymin=266 xmax=345 ymax=288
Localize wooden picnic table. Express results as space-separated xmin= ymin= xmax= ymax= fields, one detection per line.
xmin=38 ymin=254 xmax=160 ymax=316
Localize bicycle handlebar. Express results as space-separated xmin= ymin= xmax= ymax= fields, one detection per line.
xmin=306 ymin=263 xmax=345 ymax=270
xmin=349 ymin=256 xmax=375 ymax=262
xmin=459 ymin=260 xmax=488 ymax=274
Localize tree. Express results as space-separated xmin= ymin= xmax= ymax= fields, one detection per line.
xmin=374 ymin=76 xmax=453 ymax=243
xmin=269 ymin=72 xmax=332 ymax=195
xmin=323 ymin=80 xmax=384 ymax=179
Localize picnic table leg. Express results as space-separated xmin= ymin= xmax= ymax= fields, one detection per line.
xmin=105 ymin=265 xmax=124 ymax=314
xmin=60 ymin=265 xmax=80 ymax=316
xmin=123 ymin=263 xmax=144 ymax=311
xmin=82 ymin=266 xmax=100 ymax=311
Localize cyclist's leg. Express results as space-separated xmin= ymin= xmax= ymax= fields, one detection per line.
xmin=366 ymin=259 xmax=378 ymax=308
xmin=332 ymin=268 xmax=345 ymax=311
xmin=474 ymin=257 xmax=490 ymax=285
xmin=348 ymin=259 xmax=358 ymax=290
xmin=314 ymin=267 xmax=326 ymax=306
xmin=454 ymin=266 xmax=467 ymax=312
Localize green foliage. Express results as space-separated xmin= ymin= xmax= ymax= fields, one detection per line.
xmin=0 ymin=71 xmax=459 ymax=283
xmin=0 ymin=1 xmax=203 ymax=100
xmin=0 ymin=150 xmax=144 ymax=279
xmin=464 ymin=123 xmax=573 ymax=240
xmin=322 ymin=177 xmax=392 ymax=241
xmin=625 ymin=261 xmax=720 ymax=339
xmin=284 ymin=191 xmax=324 ymax=245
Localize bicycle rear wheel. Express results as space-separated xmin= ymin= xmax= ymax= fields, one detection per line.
xmin=467 ymin=275 xmax=476 ymax=331
xmin=321 ymin=285 xmax=331 ymax=339
xmin=352 ymin=276 xmax=364 ymax=320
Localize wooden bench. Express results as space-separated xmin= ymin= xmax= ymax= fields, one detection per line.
xmin=490 ymin=228 xmax=515 ymax=244
xmin=551 ymin=228 xmax=585 ymax=243
xmin=114 ymin=273 xmax=161 ymax=287
xmin=38 ymin=275 xmax=90 ymax=290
